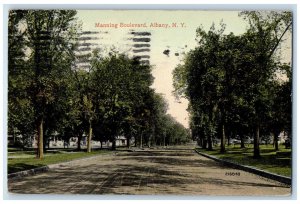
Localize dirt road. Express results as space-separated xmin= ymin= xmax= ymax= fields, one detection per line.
xmin=8 ymin=148 xmax=291 ymax=196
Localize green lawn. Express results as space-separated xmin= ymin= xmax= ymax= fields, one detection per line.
xmin=8 ymin=149 xmax=112 ymax=174
xmin=196 ymin=144 xmax=292 ymax=177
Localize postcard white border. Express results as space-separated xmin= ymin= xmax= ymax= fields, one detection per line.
xmin=1 ymin=1 xmax=298 ymax=203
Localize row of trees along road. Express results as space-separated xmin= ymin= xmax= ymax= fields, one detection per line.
xmin=173 ymin=11 xmax=292 ymax=158
xmin=8 ymin=10 xmax=191 ymax=159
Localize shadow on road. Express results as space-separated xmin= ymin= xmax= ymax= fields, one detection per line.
xmin=8 ymin=149 xmax=290 ymax=195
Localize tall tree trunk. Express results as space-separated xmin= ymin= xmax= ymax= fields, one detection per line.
xmin=140 ymin=133 xmax=143 ymax=148
xmin=202 ymin=139 xmax=207 ymax=149
xmin=207 ymin=134 xmax=213 ymax=150
xmin=200 ymin=137 xmax=203 ymax=147
xmin=77 ymin=134 xmax=82 ymax=151
xmin=220 ymin=124 xmax=226 ymax=153
xmin=240 ymin=129 xmax=245 ymax=148
xmin=198 ymin=138 xmax=203 ymax=148
xmin=100 ymin=140 xmax=103 ymax=149
xmin=37 ymin=117 xmax=44 ymax=159
xmin=240 ymin=134 xmax=245 ymax=148
xmin=127 ymin=136 xmax=130 ymax=148
xmin=253 ymin=125 xmax=260 ymax=158
xmin=152 ymin=133 xmax=155 ymax=147
xmin=87 ymin=123 xmax=92 ymax=153
xmin=112 ymin=137 xmax=116 ymax=150
xmin=227 ymin=131 xmax=231 ymax=146
xmin=148 ymin=134 xmax=151 ymax=148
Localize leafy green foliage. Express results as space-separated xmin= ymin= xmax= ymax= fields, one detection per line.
xmin=173 ymin=11 xmax=292 ymax=157
xmin=8 ymin=10 xmax=80 ymax=158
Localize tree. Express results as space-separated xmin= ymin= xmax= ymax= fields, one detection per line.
xmin=173 ymin=11 xmax=292 ymax=158
xmin=9 ymin=10 xmax=79 ymax=158
xmin=90 ymin=52 xmax=154 ymax=150
xmin=8 ymin=10 xmax=35 ymax=148
xmin=173 ymin=23 xmax=226 ymax=151
xmin=240 ymin=11 xmax=292 ymax=157
xmin=265 ymin=63 xmax=291 ymax=151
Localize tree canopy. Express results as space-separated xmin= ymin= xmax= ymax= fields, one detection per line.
xmin=173 ymin=11 xmax=292 ymax=157
xmin=8 ymin=10 xmax=191 ymax=157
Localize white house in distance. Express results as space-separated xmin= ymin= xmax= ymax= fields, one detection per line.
xmin=8 ymin=133 xmax=128 ymax=149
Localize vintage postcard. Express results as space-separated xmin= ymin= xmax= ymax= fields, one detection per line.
xmin=6 ymin=9 xmax=292 ymax=197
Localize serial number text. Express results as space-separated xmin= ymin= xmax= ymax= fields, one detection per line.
xmin=225 ymin=172 xmax=240 ymax=176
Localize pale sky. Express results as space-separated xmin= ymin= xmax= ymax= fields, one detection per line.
xmin=76 ymin=10 xmax=291 ymax=128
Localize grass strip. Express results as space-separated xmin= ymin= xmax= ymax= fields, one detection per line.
xmin=196 ymin=144 xmax=291 ymax=177
xmin=8 ymin=149 xmax=112 ymax=174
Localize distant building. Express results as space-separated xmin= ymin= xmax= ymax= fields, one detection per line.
xmin=9 ymin=133 xmax=127 ymax=149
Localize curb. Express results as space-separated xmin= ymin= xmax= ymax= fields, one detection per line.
xmin=8 ymin=166 xmax=50 ymax=180
xmin=194 ymin=149 xmax=291 ymax=185
xmin=8 ymin=152 xmax=117 ymax=180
